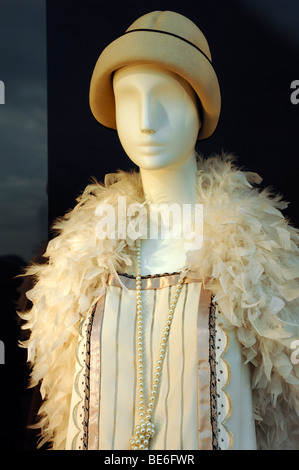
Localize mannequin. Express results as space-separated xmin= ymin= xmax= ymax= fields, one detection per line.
xmin=21 ymin=11 xmax=299 ymax=451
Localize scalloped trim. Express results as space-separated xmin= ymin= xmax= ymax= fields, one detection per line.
xmin=70 ymin=316 xmax=86 ymax=449
xmin=215 ymin=305 xmax=233 ymax=450
xmin=68 ymin=305 xmax=97 ymax=450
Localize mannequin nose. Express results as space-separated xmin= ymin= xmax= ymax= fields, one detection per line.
xmin=141 ymin=128 xmax=155 ymax=135
xmin=140 ymin=94 xmax=155 ymax=134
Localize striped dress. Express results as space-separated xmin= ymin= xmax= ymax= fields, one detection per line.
xmin=66 ymin=272 xmax=257 ymax=450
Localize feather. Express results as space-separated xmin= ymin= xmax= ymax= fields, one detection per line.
xmin=19 ymin=153 xmax=299 ymax=450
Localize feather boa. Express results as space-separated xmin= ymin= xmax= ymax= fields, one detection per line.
xmin=19 ymin=154 xmax=299 ymax=450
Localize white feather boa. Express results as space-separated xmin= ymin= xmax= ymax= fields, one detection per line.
xmin=20 ymin=154 xmax=299 ymax=450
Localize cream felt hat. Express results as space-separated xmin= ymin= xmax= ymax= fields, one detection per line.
xmin=89 ymin=10 xmax=221 ymax=140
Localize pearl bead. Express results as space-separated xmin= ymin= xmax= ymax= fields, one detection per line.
xmin=130 ymin=238 xmax=187 ymax=451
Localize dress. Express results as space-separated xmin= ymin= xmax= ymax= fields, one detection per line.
xmin=65 ymin=271 xmax=257 ymax=450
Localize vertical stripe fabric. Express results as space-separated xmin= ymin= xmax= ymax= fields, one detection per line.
xmin=88 ymin=273 xmax=212 ymax=450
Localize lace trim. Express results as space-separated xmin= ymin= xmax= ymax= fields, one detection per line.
xmin=209 ymin=296 xmax=234 ymax=450
xmin=82 ymin=304 xmax=97 ymax=450
xmin=209 ymin=296 xmax=219 ymax=450
xmin=71 ymin=314 xmax=89 ymax=449
xmin=71 ymin=304 xmax=97 ymax=450
xmin=213 ymin=299 xmax=233 ymax=450
xmin=117 ymin=271 xmax=182 ymax=279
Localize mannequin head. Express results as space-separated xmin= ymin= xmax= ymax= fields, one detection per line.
xmin=113 ymin=64 xmax=201 ymax=171
xmin=90 ymin=11 xmax=221 ymax=141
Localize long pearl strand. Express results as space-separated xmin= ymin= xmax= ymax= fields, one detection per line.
xmin=129 ymin=238 xmax=187 ymax=450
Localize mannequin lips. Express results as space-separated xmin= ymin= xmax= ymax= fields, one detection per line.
xmin=141 ymin=142 xmax=163 ymax=147
xmin=139 ymin=142 xmax=164 ymax=154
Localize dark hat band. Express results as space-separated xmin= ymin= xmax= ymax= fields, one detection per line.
xmin=122 ymin=28 xmax=213 ymax=66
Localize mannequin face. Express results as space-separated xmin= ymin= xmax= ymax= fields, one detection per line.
xmin=113 ymin=64 xmax=201 ymax=171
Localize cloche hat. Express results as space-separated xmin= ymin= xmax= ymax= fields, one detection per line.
xmin=89 ymin=10 xmax=221 ymax=140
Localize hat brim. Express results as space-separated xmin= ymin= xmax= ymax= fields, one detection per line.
xmin=89 ymin=30 xmax=221 ymax=140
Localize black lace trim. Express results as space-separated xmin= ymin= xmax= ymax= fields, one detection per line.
xmin=117 ymin=271 xmax=182 ymax=279
xmin=82 ymin=303 xmax=97 ymax=450
xmin=209 ymin=295 xmax=219 ymax=450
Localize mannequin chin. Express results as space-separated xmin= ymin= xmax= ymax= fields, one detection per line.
xmin=113 ymin=64 xmax=201 ymax=171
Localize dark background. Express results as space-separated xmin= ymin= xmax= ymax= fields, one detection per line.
xmin=0 ymin=0 xmax=298 ymax=451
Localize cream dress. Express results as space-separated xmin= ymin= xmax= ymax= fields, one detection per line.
xmin=66 ymin=271 xmax=257 ymax=450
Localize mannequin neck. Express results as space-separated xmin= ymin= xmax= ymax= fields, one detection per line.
xmin=136 ymin=150 xmax=199 ymax=275
xmin=139 ymin=151 xmax=198 ymax=206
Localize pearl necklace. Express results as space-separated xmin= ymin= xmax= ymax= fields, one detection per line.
xmin=129 ymin=238 xmax=188 ymax=450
